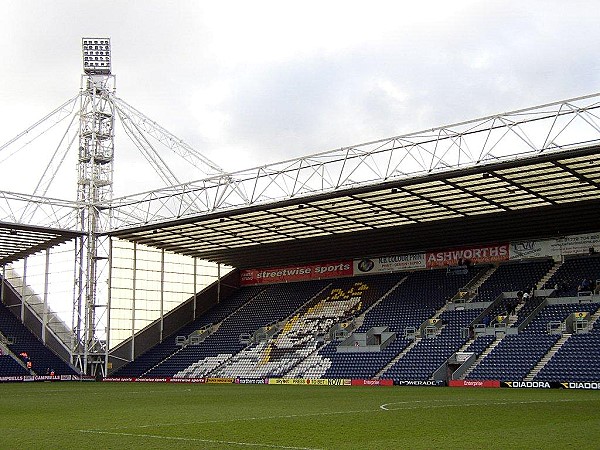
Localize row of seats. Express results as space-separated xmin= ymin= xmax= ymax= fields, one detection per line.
xmin=144 ymin=280 xmax=333 ymax=377
xmin=545 ymin=255 xmax=600 ymax=297
xmin=476 ymin=259 xmax=554 ymax=302
xmin=176 ymin=278 xmax=396 ymax=379
xmin=0 ymin=355 xmax=29 ymax=376
xmin=2 ymin=256 xmax=598 ymax=381
xmin=0 ymin=295 xmax=78 ymax=376
xmin=114 ymin=257 xmax=599 ymax=383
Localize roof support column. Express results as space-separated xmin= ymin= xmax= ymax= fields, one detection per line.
xmin=105 ymin=236 xmax=113 ymax=376
xmin=217 ymin=263 xmax=221 ymax=304
xmin=131 ymin=241 xmax=137 ymax=362
xmin=193 ymin=257 xmax=197 ymax=319
xmin=42 ymin=249 xmax=50 ymax=344
xmin=1 ymin=264 xmax=5 ymax=305
xmin=20 ymin=257 xmax=27 ymax=322
xmin=160 ymin=248 xmax=164 ymax=342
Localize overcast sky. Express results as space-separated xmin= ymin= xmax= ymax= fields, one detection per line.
xmin=1 ymin=0 xmax=600 ymax=198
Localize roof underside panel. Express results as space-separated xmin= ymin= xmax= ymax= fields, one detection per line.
xmin=110 ymin=145 xmax=600 ymax=268
xmin=0 ymin=223 xmax=81 ymax=265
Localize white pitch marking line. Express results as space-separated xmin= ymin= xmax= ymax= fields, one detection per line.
xmin=101 ymin=408 xmax=378 ymax=431
xmin=380 ymin=398 xmax=579 ymax=411
xmin=14 ymin=390 xmax=147 ymax=398
xmin=98 ymin=397 xmax=591 ymax=431
xmin=78 ymin=429 xmax=323 ymax=450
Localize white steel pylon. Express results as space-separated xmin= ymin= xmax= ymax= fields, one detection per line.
xmin=0 ymin=38 xmax=230 ymax=376
xmin=72 ymin=40 xmax=116 ymax=374
xmin=71 ymin=38 xmax=231 ymax=375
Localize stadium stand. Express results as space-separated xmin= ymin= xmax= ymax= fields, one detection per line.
xmin=7 ymin=252 xmax=588 ymax=384
xmin=172 ymin=276 xmax=397 ymax=379
xmin=380 ymin=309 xmax=482 ymax=381
xmin=0 ymin=299 xmax=78 ymax=376
xmin=465 ymin=300 xmax=600 ymax=381
xmin=474 ymin=259 xmax=554 ymax=303
xmin=122 ymin=280 xmax=334 ymax=377
xmin=544 ymin=254 xmax=600 ymax=297
xmin=112 ymin=284 xmax=268 ymax=377
xmin=0 ymin=355 xmax=29 ymax=376
xmin=112 ymin=253 xmax=599 ymax=381
xmin=534 ymin=320 xmax=600 ymax=382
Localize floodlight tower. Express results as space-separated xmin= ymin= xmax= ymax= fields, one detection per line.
xmin=73 ymin=38 xmax=115 ymax=375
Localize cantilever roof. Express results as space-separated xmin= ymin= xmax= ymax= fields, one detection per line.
xmin=0 ymin=222 xmax=82 ymax=265
xmin=3 ymin=92 xmax=599 ymax=268
xmin=110 ymin=144 xmax=600 ymax=268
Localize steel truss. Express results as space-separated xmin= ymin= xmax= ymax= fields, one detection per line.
xmin=107 ymin=92 xmax=600 ymax=229
xmin=3 ymin=92 xmax=599 ymax=235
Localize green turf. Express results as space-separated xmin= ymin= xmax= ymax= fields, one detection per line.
xmin=0 ymin=382 xmax=599 ymax=449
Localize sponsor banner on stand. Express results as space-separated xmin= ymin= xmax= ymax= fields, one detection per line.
xmin=103 ymin=377 xmax=136 ymax=382
xmin=448 ymin=380 xmax=500 ymax=388
xmin=510 ymin=232 xmax=600 ymax=260
xmin=426 ymin=244 xmax=509 ymax=268
xmin=396 ymin=380 xmax=444 ymax=387
xmin=351 ymin=379 xmax=394 ymax=387
xmin=560 ymin=381 xmax=600 ymax=390
xmin=241 ymin=260 xmax=353 ymax=285
xmin=353 ymin=254 xmax=426 ymax=275
xmin=554 ymin=232 xmax=600 ymax=256
xmin=502 ymin=381 xmax=561 ymax=389
xmin=510 ymin=239 xmax=556 ymax=260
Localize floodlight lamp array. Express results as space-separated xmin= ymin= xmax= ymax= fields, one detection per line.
xmin=82 ymin=38 xmax=111 ymax=75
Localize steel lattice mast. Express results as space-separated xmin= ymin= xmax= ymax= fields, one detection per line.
xmin=0 ymin=37 xmax=231 ymax=376
xmin=73 ymin=38 xmax=115 ymax=375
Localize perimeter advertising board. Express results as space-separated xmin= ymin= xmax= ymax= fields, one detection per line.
xmin=0 ymin=375 xmax=93 ymax=383
xmin=267 ymin=378 xmax=351 ymax=386
xmin=561 ymin=381 xmax=600 ymax=390
xmin=102 ymin=377 xmax=206 ymax=383
xmin=351 ymin=379 xmax=394 ymax=386
xmin=448 ymin=380 xmax=500 ymax=388
xmin=396 ymin=380 xmax=444 ymax=386
xmin=205 ymin=377 xmax=235 ymax=384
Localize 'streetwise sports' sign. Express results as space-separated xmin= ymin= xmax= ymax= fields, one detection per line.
xmin=240 ymin=261 xmax=353 ymax=285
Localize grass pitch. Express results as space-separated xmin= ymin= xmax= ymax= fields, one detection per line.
xmin=0 ymin=382 xmax=599 ymax=449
